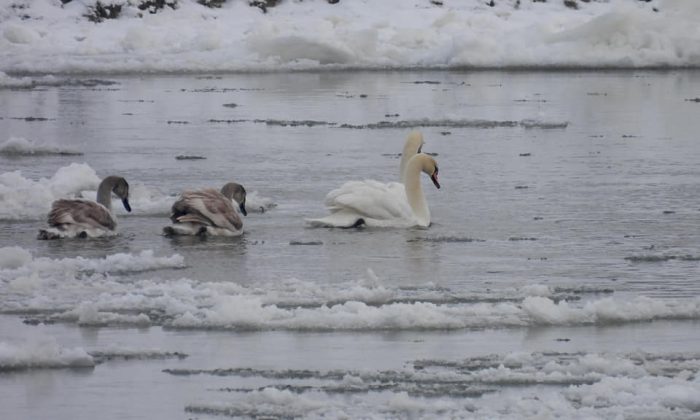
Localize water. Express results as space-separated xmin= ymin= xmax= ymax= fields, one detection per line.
xmin=1 ymin=70 xmax=699 ymax=419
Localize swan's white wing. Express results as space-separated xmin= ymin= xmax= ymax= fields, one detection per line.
xmin=171 ymin=189 xmax=242 ymax=231
xmin=324 ymin=180 xmax=412 ymax=221
xmin=307 ymin=180 xmax=416 ymax=227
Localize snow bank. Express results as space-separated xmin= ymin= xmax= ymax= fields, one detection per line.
xmin=0 ymin=0 xmax=698 ymax=74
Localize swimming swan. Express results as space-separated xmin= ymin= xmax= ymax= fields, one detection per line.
xmin=37 ymin=175 xmax=131 ymax=239
xmin=307 ymin=153 xmax=440 ymax=228
xmin=163 ymin=182 xmax=247 ymax=237
xmin=399 ymin=130 xmax=424 ymax=184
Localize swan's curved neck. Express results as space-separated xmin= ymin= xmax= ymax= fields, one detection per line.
xmin=400 ymin=132 xmax=423 ymax=184
xmin=404 ymin=159 xmax=430 ymax=227
xmin=96 ymin=178 xmax=115 ymax=210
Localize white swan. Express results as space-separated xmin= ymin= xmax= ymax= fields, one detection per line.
xmin=38 ymin=175 xmax=131 ymax=239
xmin=163 ymin=182 xmax=247 ymax=237
xmin=307 ymin=153 xmax=440 ymax=228
xmin=399 ymin=130 xmax=424 ymax=184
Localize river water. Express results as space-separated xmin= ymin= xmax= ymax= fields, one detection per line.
xmin=1 ymin=70 xmax=699 ymax=419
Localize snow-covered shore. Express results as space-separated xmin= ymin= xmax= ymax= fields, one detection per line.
xmin=1 ymin=0 xmax=698 ymax=74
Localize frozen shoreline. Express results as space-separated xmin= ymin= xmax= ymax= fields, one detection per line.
xmin=2 ymin=0 xmax=699 ymax=74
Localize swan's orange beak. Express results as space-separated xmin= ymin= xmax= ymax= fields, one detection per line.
xmin=431 ymin=169 xmax=440 ymax=189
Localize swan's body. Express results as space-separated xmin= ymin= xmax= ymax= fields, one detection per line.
xmin=38 ymin=176 xmax=131 ymax=239
xmin=307 ymin=154 xmax=440 ymax=228
xmin=399 ymin=130 xmax=424 ymax=184
xmin=163 ymin=182 xmax=247 ymax=237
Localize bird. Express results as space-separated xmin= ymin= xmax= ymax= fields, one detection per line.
xmin=38 ymin=175 xmax=131 ymax=239
xmin=307 ymin=153 xmax=440 ymax=228
xmin=163 ymin=182 xmax=247 ymax=237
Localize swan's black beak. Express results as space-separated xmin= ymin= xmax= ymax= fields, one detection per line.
xmin=239 ymin=201 xmax=247 ymax=216
xmin=417 ymin=144 xmax=423 ymax=153
xmin=431 ymin=168 xmax=440 ymax=189
xmin=122 ymin=198 xmax=132 ymax=212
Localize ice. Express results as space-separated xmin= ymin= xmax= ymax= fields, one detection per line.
xmin=523 ymin=296 xmax=700 ymax=325
xmin=0 ymin=163 xmax=100 ymax=221
xmin=0 ymin=136 xmax=82 ymax=156
xmin=2 ymin=251 xmax=698 ymax=330
xmin=0 ymin=0 xmax=697 ymax=74
xmin=0 ymin=246 xmax=32 ymax=270
xmin=0 ymin=337 xmax=94 ymax=371
xmin=0 ymin=248 xmax=185 ymax=277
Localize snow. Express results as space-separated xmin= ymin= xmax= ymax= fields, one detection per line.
xmin=0 ymin=0 xmax=698 ymax=75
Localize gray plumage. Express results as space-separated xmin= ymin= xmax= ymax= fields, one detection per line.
xmin=166 ymin=182 xmax=247 ymax=236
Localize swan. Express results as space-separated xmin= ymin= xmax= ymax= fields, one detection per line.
xmin=37 ymin=175 xmax=131 ymax=239
xmin=163 ymin=182 xmax=247 ymax=237
xmin=399 ymin=130 xmax=424 ymax=184
xmin=307 ymin=153 xmax=440 ymax=228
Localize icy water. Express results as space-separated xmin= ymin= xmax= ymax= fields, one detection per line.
xmin=1 ymin=70 xmax=699 ymax=419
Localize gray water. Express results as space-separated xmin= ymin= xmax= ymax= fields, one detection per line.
xmin=1 ymin=71 xmax=699 ymax=419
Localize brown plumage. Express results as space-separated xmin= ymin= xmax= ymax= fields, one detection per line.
xmin=48 ymin=199 xmax=117 ymax=231
xmin=170 ymin=188 xmax=243 ymax=231
xmin=164 ymin=182 xmax=247 ymax=237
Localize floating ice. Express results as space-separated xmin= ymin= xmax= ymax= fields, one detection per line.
xmin=0 ymin=163 xmax=100 ymax=220
xmin=88 ymin=348 xmax=187 ymax=363
xmin=176 ymin=350 xmax=700 ymax=418
xmin=0 ymin=248 xmax=185 ymax=277
xmin=0 ymin=246 xmax=32 ymax=270
xmin=0 ymin=136 xmax=82 ymax=156
xmin=1 ymin=251 xmax=698 ymax=330
xmin=0 ymin=337 xmax=94 ymax=371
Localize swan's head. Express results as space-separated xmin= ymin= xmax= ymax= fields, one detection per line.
xmin=111 ymin=177 xmax=131 ymax=212
xmin=418 ymin=154 xmax=440 ymax=189
xmin=221 ymin=182 xmax=247 ymax=216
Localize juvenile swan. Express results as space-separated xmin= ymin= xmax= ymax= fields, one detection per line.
xmin=399 ymin=130 xmax=424 ymax=184
xmin=307 ymin=154 xmax=440 ymax=228
xmin=38 ymin=175 xmax=131 ymax=239
xmin=163 ymin=182 xmax=247 ymax=237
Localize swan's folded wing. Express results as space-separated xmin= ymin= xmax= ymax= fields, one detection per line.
xmin=323 ymin=180 xmax=411 ymax=221
xmin=171 ymin=189 xmax=242 ymax=230
xmin=48 ymin=199 xmax=117 ymax=231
